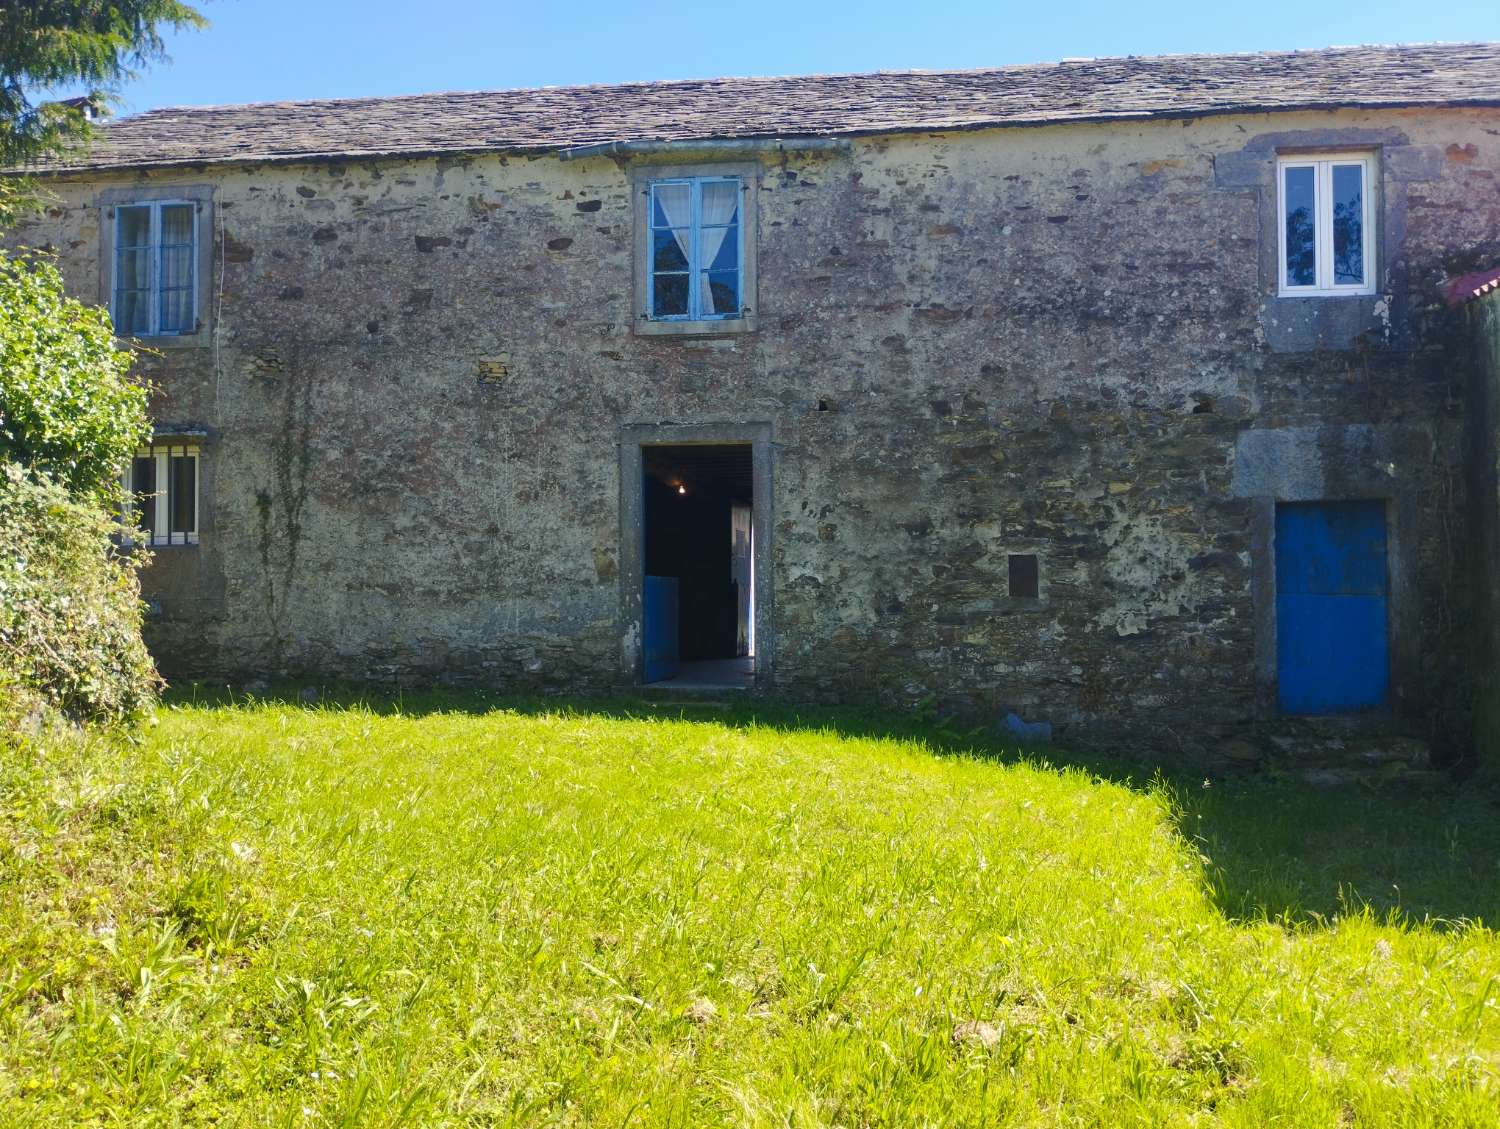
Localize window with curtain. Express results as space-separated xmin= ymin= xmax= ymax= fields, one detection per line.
xmin=648 ymin=177 xmax=743 ymax=321
xmin=122 ymin=443 xmax=200 ymax=546
xmin=1276 ymin=153 xmax=1376 ymax=297
xmin=113 ymin=201 xmax=197 ymax=336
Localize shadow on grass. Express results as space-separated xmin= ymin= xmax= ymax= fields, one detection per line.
xmin=163 ymin=682 xmax=1500 ymax=930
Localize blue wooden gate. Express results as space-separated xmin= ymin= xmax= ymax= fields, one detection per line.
xmin=643 ymin=575 xmax=680 ymax=683
xmin=1275 ymin=500 xmax=1389 ymax=714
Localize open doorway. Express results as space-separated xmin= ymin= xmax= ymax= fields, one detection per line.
xmin=641 ymin=443 xmax=754 ymax=688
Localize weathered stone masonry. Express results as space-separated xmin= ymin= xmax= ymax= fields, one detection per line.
xmin=1465 ymin=281 xmax=1500 ymax=759
xmin=12 ymin=99 xmax=1500 ymax=757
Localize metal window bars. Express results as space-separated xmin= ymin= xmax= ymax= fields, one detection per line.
xmin=126 ymin=443 xmax=199 ymax=546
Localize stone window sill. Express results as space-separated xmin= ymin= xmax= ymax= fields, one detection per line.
xmin=118 ymin=540 xmax=200 ymax=552
xmin=634 ymin=316 xmax=757 ymax=338
xmin=1274 ymin=290 xmax=1377 ymax=300
xmin=117 ymin=332 xmax=209 ymax=350
xmin=999 ymin=597 xmax=1049 ymax=612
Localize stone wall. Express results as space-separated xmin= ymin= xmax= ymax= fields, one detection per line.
xmin=1468 ymin=288 xmax=1500 ymax=767
xmin=10 ymin=106 xmax=1500 ymax=755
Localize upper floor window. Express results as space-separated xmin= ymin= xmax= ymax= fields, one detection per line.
xmin=649 ymin=176 xmax=744 ymax=321
xmin=112 ymin=201 xmax=197 ymax=336
xmin=123 ymin=442 xmax=199 ymax=546
xmin=633 ymin=165 xmax=757 ymax=336
xmin=1277 ymin=153 xmax=1376 ymax=297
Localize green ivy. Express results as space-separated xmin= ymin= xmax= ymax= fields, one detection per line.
xmin=0 ymin=250 xmax=149 ymax=503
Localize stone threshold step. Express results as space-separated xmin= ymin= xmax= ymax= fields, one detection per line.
xmin=626 ymin=697 xmax=735 ymax=710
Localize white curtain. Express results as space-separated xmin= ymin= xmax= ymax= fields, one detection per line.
xmin=653 ymin=183 xmax=693 ymax=268
xmin=115 ymin=206 xmax=153 ymax=335
xmin=697 ymin=181 xmax=739 ymax=313
xmin=159 ymin=204 xmax=194 ymax=333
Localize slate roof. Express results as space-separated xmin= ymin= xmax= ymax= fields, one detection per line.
xmin=31 ymin=42 xmax=1500 ymax=174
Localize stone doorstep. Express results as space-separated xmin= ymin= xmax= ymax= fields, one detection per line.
xmin=1299 ymin=766 xmax=1452 ymax=789
xmin=1266 ymin=731 xmax=1428 ymax=758
xmin=627 ymin=697 xmax=734 ymax=711
xmin=1213 ymin=725 xmax=1444 ymax=783
xmin=1263 ymin=733 xmax=1432 ymax=769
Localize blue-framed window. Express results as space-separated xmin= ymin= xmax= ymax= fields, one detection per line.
xmin=112 ymin=201 xmax=197 ymax=337
xmin=649 ymin=177 xmax=743 ymax=321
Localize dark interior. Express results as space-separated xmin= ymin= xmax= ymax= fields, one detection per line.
xmin=643 ymin=444 xmax=753 ymax=662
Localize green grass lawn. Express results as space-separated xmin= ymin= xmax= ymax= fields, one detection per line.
xmin=3 ymin=693 xmax=1500 ymax=1126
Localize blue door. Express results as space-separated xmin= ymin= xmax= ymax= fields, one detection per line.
xmin=1275 ymin=500 xmax=1389 ymax=714
xmin=643 ymin=575 xmax=680 ymax=683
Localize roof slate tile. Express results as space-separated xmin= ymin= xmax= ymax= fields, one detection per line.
xmin=29 ymin=42 xmax=1500 ymax=173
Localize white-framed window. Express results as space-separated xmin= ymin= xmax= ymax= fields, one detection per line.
xmin=1277 ymin=153 xmax=1376 ymax=297
xmin=123 ymin=443 xmax=199 ymax=546
xmin=112 ymin=200 xmax=198 ymax=336
xmin=647 ymin=176 xmax=744 ymax=321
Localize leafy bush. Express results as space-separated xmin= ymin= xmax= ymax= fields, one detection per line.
xmin=0 ymin=251 xmax=148 ymax=502
xmin=0 ymin=461 xmax=159 ymax=726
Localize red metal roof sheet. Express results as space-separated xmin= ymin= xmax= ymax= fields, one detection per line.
xmin=1444 ymin=268 xmax=1500 ymax=307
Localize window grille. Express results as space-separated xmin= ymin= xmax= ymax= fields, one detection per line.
xmin=124 ymin=444 xmax=199 ymax=546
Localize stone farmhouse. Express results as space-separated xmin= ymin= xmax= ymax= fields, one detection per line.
xmin=11 ymin=43 xmax=1500 ymax=763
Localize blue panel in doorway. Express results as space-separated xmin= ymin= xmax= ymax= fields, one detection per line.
xmin=1275 ymin=500 xmax=1389 ymax=714
xmin=643 ymin=575 xmax=680 ymax=683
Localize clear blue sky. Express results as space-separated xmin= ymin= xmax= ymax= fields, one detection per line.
xmin=96 ymin=0 xmax=1500 ymax=114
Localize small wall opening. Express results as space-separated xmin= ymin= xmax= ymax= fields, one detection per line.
xmin=641 ymin=443 xmax=754 ymax=688
xmin=1008 ymin=553 xmax=1040 ymax=599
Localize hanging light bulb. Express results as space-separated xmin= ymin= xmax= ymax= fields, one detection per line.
xmin=677 ymin=483 xmax=687 ymax=496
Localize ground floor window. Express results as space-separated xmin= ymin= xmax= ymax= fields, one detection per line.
xmin=124 ymin=443 xmax=199 ymax=546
